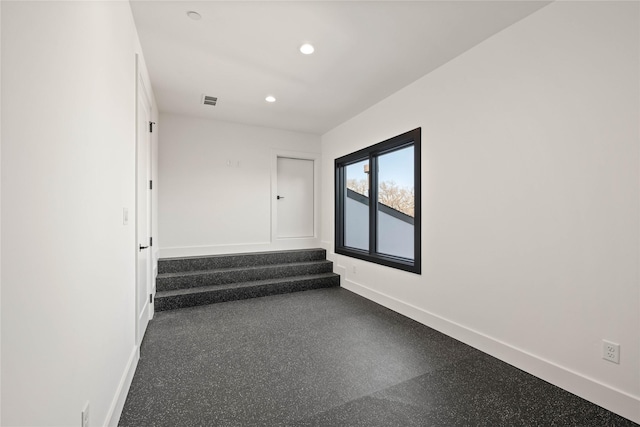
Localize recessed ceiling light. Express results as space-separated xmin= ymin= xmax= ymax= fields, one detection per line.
xmin=186 ymin=11 xmax=202 ymax=20
xmin=299 ymin=43 xmax=315 ymax=55
xmin=265 ymin=95 xmax=276 ymax=103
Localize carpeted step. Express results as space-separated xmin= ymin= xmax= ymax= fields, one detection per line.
xmin=158 ymin=248 xmax=328 ymax=274
xmin=156 ymin=260 xmax=334 ymax=292
xmin=154 ymin=273 xmax=340 ymax=311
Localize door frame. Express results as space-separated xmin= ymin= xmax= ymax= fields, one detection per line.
xmin=271 ymin=150 xmax=320 ymax=243
xmin=135 ymin=54 xmax=153 ymax=348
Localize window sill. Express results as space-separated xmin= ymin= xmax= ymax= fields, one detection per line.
xmin=335 ymin=246 xmax=421 ymax=274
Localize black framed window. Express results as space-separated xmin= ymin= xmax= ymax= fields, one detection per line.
xmin=335 ymin=128 xmax=421 ymax=274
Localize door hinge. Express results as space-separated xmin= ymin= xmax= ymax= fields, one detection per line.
xmin=150 ymin=294 xmax=153 ymax=304
xmin=150 ymin=237 xmax=153 ymax=247
xmin=149 ymin=121 xmax=156 ymax=133
xmin=149 ymin=180 xmax=153 ymax=190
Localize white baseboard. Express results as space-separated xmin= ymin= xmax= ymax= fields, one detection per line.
xmin=342 ymin=278 xmax=640 ymax=424
xmin=104 ymin=346 xmax=140 ymax=427
xmin=160 ymin=239 xmax=321 ymax=258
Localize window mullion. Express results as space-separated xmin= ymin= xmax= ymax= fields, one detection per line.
xmin=335 ymin=164 xmax=345 ymax=249
xmin=368 ymin=155 xmax=378 ymax=256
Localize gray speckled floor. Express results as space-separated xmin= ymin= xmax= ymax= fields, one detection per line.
xmin=119 ymin=288 xmax=637 ymax=427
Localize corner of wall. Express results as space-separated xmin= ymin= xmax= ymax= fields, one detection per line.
xmin=104 ymin=348 xmax=139 ymax=427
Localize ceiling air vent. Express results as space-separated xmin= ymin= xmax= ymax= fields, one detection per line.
xmin=202 ymin=95 xmax=218 ymax=106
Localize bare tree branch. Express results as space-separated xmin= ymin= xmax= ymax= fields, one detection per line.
xmin=346 ymin=179 xmax=414 ymax=217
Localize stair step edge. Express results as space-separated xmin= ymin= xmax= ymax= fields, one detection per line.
xmin=157 ymin=249 xmax=328 ymax=273
xmin=157 ymin=260 xmax=333 ymax=279
xmin=156 ymin=273 xmax=340 ymax=298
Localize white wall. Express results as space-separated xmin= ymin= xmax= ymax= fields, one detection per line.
xmin=322 ymin=1 xmax=639 ymax=422
xmin=1 ymin=2 xmax=157 ymax=426
xmin=0 ymin=1 xmax=3 ymax=422
xmin=159 ymin=114 xmax=321 ymax=257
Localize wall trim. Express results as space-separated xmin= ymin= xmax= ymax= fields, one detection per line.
xmin=105 ymin=346 xmax=140 ymax=427
xmin=341 ymin=278 xmax=640 ymax=424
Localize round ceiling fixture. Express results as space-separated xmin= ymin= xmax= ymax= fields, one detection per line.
xmin=299 ymin=43 xmax=315 ymax=55
xmin=265 ymin=95 xmax=276 ymax=103
xmin=186 ymin=11 xmax=202 ymax=20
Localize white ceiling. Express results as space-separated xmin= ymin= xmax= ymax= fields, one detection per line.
xmin=130 ymin=1 xmax=549 ymax=135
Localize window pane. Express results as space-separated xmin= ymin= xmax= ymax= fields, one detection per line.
xmin=376 ymin=146 xmax=414 ymax=259
xmin=344 ymin=159 xmax=369 ymax=251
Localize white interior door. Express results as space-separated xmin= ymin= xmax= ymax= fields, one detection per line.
xmin=136 ymin=75 xmax=152 ymax=346
xmin=277 ymin=157 xmax=314 ymax=238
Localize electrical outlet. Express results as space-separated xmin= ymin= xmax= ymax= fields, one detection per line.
xmin=81 ymin=401 xmax=90 ymax=427
xmin=602 ymin=340 xmax=620 ymax=364
xmin=352 ymin=265 xmax=357 ymax=274
xmin=122 ymin=208 xmax=129 ymax=225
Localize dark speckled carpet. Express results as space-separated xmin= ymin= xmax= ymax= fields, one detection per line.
xmin=119 ymin=287 xmax=637 ymax=426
